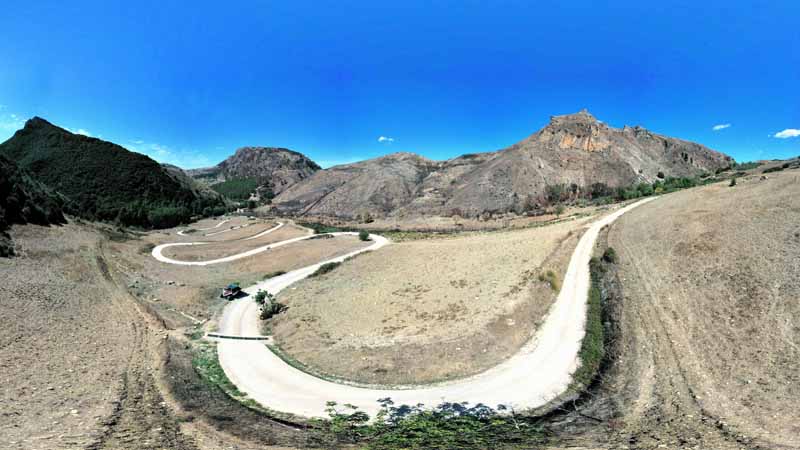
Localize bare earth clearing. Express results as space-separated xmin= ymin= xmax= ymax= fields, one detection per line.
xmin=273 ymin=217 xmax=589 ymax=385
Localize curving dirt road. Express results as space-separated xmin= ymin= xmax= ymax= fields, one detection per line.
xmin=198 ymin=199 xmax=654 ymax=418
xmin=152 ymin=222 xmax=290 ymax=266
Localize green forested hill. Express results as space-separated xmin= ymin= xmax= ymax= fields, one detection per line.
xmin=0 ymin=117 xmax=227 ymax=228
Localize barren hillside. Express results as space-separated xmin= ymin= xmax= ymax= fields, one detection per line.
xmin=273 ymin=110 xmax=732 ymax=219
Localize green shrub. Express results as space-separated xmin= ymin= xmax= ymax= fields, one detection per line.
xmin=602 ymin=247 xmax=617 ymax=263
xmin=729 ymin=177 xmax=737 ymax=187
xmin=310 ymin=261 xmax=341 ymax=277
xmin=554 ymin=204 xmax=565 ymax=217
xmin=358 ymin=230 xmax=370 ymax=241
xmin=253 ymin=289 xmax=271 ymax=305
xmin=260 ymin=300 xmax=286 ymax=320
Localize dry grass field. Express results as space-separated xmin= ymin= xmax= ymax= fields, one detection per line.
xmin=272 ymin=216 xmax=592 ymax=385
xmin=558 ymin=169 xmax=800 ymax=449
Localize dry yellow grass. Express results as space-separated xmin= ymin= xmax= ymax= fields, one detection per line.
xmin=272 ymin=217 xmax=591 ymax=385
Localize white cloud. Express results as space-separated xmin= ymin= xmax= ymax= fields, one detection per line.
xmin=128 ymin=140 xmax=212 ymax=168
xmin=712 ymin=123 xmax=731 ymax=131
xmin=773 ymin=128 xmax=800 ymax=139
xmin=0 ymin=111 xmax=25 ymax=140
xmin=74 ymin=128 xmax=92 ymax=136
xmin=377 ymin=136 xmax=394 ymax=143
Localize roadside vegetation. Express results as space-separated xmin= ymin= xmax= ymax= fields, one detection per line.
xmin=309 ymin=261 xmax=341 ymax=277
xmin=312 ymin=400 xmax=546 ymax=449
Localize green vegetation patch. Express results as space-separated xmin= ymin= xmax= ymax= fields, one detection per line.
xmin=312 ymin=400 xmax=546 ymax=449
xmin=210 ymin=177 xmax=259 ymax=201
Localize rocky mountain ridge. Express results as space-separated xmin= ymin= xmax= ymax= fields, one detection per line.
xmin=272 ymin=110 xmax=733 ymax=219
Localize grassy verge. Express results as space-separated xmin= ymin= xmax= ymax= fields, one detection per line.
xmin=191 ymin=341 xmax=305 ymax=424
xmin=570 ymin=256 xmax=607 ymax=388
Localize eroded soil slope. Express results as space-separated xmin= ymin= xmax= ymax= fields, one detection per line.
xmin=273 ymin=217 xmax=590 ymax=385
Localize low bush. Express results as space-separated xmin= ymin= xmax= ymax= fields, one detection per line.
xmin=264 ymin=270 xmax=286 ymax=279
xmin=602 ymin=247 xmax=617 ymax=263
xmin=358 ymin=230 xmax=370 ymax=241
xmin=310 ymin=261 xmax=341 ymax=277
xmin=260 ymin=300 xmax=286 ymax=320
xmin=538 ymin=270 xmax=560 ymax=291
xmin=729 ymin=177 xmax=737 ymax=187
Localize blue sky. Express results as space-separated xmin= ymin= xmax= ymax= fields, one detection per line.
xmin=1 ymin=1 xmax=798 ymax=168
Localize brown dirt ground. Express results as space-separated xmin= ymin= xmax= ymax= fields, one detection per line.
xmin=0 ymin=221 xmax=325 ymax=450
xmin=550 ymin=169 xmax=800 ymax=449
xmin=272 ymin=217 xmax=591 ymax=385
xmin=160 ymin=223 xmax=310 ymax=262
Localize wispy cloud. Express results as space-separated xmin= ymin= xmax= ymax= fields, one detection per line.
xmin=377 ymin=136 xmax=394 ymax=143
xmin=128 ymin=140 xmax=212 ymax=168
xmin=69 ymin=128 xmax=92 ymax=136
xmin=712 ymin=123 xmax=731 ymax=131
xmin=773 ymin=128 xmax=800 ymax=139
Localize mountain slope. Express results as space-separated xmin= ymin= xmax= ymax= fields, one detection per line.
xmin=0 ymin=117 xmax=227 ymax=228
xmin=0 ymin=153 xmax=66 ymax=255
xmin=273 ymin=110 xmax=733 ymax=219
xmin=187 ymin=147 xmax=320 ymax=199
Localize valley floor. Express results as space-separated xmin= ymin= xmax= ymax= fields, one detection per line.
xmin=1 ymin=167 xmax=798 ymax=449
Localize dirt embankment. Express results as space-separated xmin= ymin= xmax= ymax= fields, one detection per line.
xmin=272 ymin=217 xmax=590 ymax=385
xmin=0 ymin=223 xmax=197 ymax=450
xmin=549 ymin=171 xmax=800 ymax=449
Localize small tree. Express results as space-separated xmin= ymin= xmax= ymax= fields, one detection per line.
xmin=358 ymin=230 xmax=370 ymax=241
xmin=554 ymin=204 xmax=565 ymax=217
xmin=729 ymin=177 xmax=737 ymax=187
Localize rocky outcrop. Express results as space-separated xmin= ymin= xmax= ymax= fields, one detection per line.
xmin=187 ymin=147 xmax=320 ymax=195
